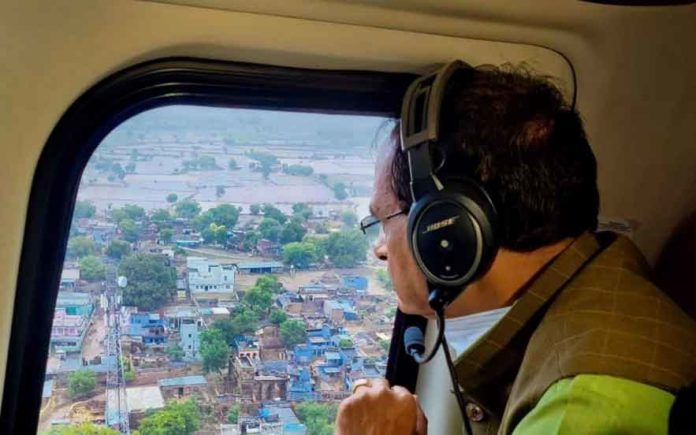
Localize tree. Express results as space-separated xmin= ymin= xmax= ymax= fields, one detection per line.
xmin=324 ymin=230 xmax=368 ymax=268
xmin=255 ymin=275 xmax=283 ymax=294
xmin=73 ymin=201 xmax=96 ymax=220
xmin=215 ymin=185 xmax=226 ymax=198
xmin=258 ymin=218 xmax=282 ymax=242
xmin=80 ymin=256 xmax=105 ymax=281
xmin=292 ymin=203 xmax=313 ymax=221
xmin=166 ymin=344 xmax=185 ymax=362
xmin=339 ymin=338 xmax=354 ymax=349
xmin=283 ymin=164 xmax=314 ymax=176
xmin=230 ymin=306 xmax=260 ymax=335
xmin=228 ymin=159 xmax=239 ymax=170
xmin=249 ymin=203 xmax=261 ymax=215
xmin=118 ymin=254 xmax=176 ymax=311
xmin=125 ymin=162 xmax=136 ymax=173
xmin=280 ymin=219 xmax=307 ymax=244
xmin=68 ymin=369 xmax=96 ymax=398
xmin=137 ymin=399 xmax=200 ymax=435
xmin=379 ymin=339 xmax=391 ymax=353
xmin=279 ymin=319 xmax=306 ymax=348
xmin=243 ymin=286 xmax=274 ymax=313
xmin=150 ymin=208 xmax=173 ymax=229
xmin=261 ymin=204 xmax=287 ymax=224
xmin=166 ymin=193 xmax=178 ymax=203
xmin=332 ymin=182 xmax=348 ymax=200
xmin=200 ymin=329 xmax=229 ymax=373
xmin=67 ymin=236 xmax=97 ymax=258
xmin=241 ymin=231 xmax=261 ymax=252
xmin=120 ymin=204 xmax=146 ymax=221
xmin=119 ymin=218 xmax=139 ymax=243
xmin=269 ymin=309 xmax=288 ymax=325
xmin=194 ymin=204 xmax=240 ymax=234
xmin=201 ymin=223 xmax=228 ymax=245
xmin=124 ymin=369 xmax=135 ymax=383
xmin=248 ymin=151 xmax=278 ymax=180
xmin=159 ymin=228 xmax=174 ymax=244
xmin=341 ymin=210 xmax=358 ymax=227
xmin=175 ymin=199 xmax=201 ymax=220
xmin=227 ymin=405 xmax=240 ymax=424
xmin=295 ymin=402 xmax=337 ymax=435
xmin=44 ymin=422 xmax=119 ymax=435
xmin=106 ymin=239 xmax=131 ymax=260
xmin=282 ymin=242 xmax=318 ymax=269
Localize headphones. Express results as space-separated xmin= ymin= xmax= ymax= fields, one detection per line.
xmin=400 ymin=60 xmax=499 ymax=309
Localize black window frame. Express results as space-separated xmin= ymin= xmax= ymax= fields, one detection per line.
xmin=0 ymin=57 xmax=427 ymax=434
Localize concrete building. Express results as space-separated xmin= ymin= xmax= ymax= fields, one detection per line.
xmin=125 ymin=386 xmax=165 ymax=428
xmin=187 ymin=256 xmax=236 ymax=293
xmin=236 ymin=261 xmax=284 ymax=274
xmin=180 ymin=319 xmax=201 ymax=360
xmin=128 ymin=312 xmax=166 ymax=346
xmin=59 ymin=268 xmax=80 ymax=290
xmin=159 ymin=375 xmax=208 ymax=398
xmin=50 ymin=292 xmax=94 ymax=353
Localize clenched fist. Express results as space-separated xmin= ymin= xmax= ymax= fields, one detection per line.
xmin=336 ymin=378 xmax=427 ymax=435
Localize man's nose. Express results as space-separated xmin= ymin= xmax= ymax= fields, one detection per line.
xmin=373 ymin=235 xmax=388 ymax=261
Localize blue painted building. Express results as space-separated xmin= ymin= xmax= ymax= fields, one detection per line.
xmin=128 ymin=312 xmax=166 ymax=345
xmin=288 ymin=367 xmax=317 ymax=401
xmin=342 ymin=275 xmax=368 ymax=293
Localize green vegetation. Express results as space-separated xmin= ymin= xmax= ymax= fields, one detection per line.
xmin=193 ymin=204 xmax=239 ymax=232
xmin=255 ymin=275 xmax=283 ymax=293
xmin=106 ymin=239 xmax=131 ymax=260
xmin=68 ymin=369 xmax=97 ymax=399
xmin=332 ymin=182 xmax=348 ymax=200
xmin=175 ymin=199 xmax=201 ymax=219
xmin=282 ymin=242 xmax=318 ymax=269
xmin=241 ymin=232 xmax=261 ymax=252
xmin=210 ymin=306 xmax=260 ymax=342
xmin=279 ymin=319 xmax=306 ymax=348
xmin=201 ymin=223 xmax=228 ymax=245
xmin=247 ymin=150 xmax=278 ymax=180
xmin=249 ymin=203 xmax=261 ymax=215
xmin=341 ymin=209 xmax=358 ymax=227
xmin=182 ymin=155 xmax=221 ymax=171
xmin=261 ymin=203 xmax=287 ymax=224
xmin=67 ymin=236 xmax=98 ymax=258
xmin=137 ymin=399 xmax=200 ymax=435
xmin=269 ymin=309 xmax=288 ymax=325
xmin=324 ymin=230 xmax=368 ymax=268
xmin=228 ymin=159 xmax=239 ymax=170
xmin=166 ymin=344 xmax=185 ymax=362
xmin=73 ymin=201 xmax=96 ymax=220
xmin=380 ymin=339 xmax=391 ymax=353
xmin=118 ymin=254 xmax=176 ymax=311
xmin=295 ymin=402 xmax=338 ymax=435
xmin=118 ymin=218 xmax=139 ymax=243
xmin=258 ymin=218 xmax=282 ymax=242
xmin=111 ymin=204 xmax=146 ymax=223
xmin=159 ymin=228 xmax=174 ymax=244
xmin=283 ymin=164 xmax=314 ymax=176
xmin=166 ymin=193 xmax=178 ymax=203
xmin=280 ymin=218 xmax=307 ymax=244
xmin=43 ymin=422 xmax=118 ymax=435
xmin=339 ymin=338 xmax=354 ymax=349
xmin=124 ymin=369 xmax=135 ymax=383
xmin=243 ymin=286 xmax=274 ymax=313
xmin=292 ymin=203 xmax=313 ymax=221
xmin=200 ymin=329 xmax=229 ymax=373
xmin=150 ymin=208 xmax=173 ymax=229
xmin=215 ymin=185 xmax=225 ymax=198
xmin=79 ymin=256 xmax=105 ymax=281
xmin=227 ymin=405 xmax=240 ymax=424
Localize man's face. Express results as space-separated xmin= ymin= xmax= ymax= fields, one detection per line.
xmin=370 ymin=146 xmax=433 ymax=318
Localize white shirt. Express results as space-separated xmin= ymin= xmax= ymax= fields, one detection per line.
xmin=445 ymin=306 xmax=512 ymax=358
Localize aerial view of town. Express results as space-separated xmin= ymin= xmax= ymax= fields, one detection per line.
xmin=38 ymin=106 xmax=397 ymax=435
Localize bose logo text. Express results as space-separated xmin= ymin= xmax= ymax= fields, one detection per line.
xmin=423 ymin=216 xmax=460 ymax=234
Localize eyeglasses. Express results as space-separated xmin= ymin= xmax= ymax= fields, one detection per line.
xmin=359 ymin=209 xmax=407 ymax=238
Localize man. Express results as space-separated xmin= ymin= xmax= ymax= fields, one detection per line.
xmin=336 ymin=65 xmax=696 ymax=434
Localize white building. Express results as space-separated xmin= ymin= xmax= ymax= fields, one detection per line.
xmin=187 ymin=256 xmax=236 ymax=293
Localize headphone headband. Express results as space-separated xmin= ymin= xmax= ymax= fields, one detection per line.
xmin=400 ymin=60 xmax=471 ymax=202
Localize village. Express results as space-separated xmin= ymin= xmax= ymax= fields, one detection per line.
xmin=39 ymin=108 xmax=395 ymax=435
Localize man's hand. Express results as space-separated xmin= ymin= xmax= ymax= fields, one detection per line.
xmin=336 ymin=378 xmax=427 ymax=435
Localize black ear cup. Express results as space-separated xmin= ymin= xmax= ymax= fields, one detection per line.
xmin=407 ymin=177 xmax=497 ymax=302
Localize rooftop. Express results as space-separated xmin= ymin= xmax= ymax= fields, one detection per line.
xmin=237 ymin=261 xmax=284 ymax=269
xmin=42 ymin=380 xmax=53 ymax=399
xmin=126 ymin=386 xmax=165 ymax=412
xmin=159 ymin=375 xmax=207 ymax=388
